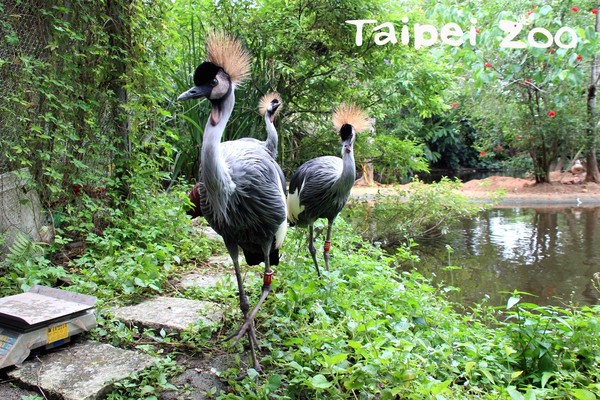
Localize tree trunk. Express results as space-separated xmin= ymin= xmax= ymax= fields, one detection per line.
xmin=359 ymin=162 xmax=376 ymax=186
xmin=586 ymin=9 xmax=600 ymax=183
xmin=530 ymin=150 xmax=552 ymax=184
xmin=105 ymin=0 xmax=132 ymax=197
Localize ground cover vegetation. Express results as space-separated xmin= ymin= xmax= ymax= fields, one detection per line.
xmin=1 ymin=0 xmax=600 ymax=398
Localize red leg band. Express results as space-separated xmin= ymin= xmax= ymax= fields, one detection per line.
xmin=324 ymin=240 xmax=331 ymax=252
xmin=263 ymin=271 xmax=273 ymax=286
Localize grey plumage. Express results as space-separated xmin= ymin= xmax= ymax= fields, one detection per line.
xmin=177 ymin=32 xmax=287 ymax=372
xmin=287 ymin=103 xmax=370 ymax=276
xmin=288 ymin=155 xmax=355 ymax=225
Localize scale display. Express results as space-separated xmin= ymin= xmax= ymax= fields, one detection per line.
xmin=0 ymin=285 xmax=97 ymax=369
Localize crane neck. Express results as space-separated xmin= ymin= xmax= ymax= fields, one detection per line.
xmin=338 ymin=144 xmax=356 ymax=190
xmin=264 ymin=112 xmax=278 ymax=159
xmin=201 ymin=90 xmax=236 ymax=217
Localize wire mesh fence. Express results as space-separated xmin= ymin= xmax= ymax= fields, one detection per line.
xmin=0 ymin=0 xmax=124 ymax=202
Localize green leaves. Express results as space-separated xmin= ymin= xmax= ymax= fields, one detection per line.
xmin=507 ymin=295 xmax=521 ymax=309
xmin=571 ymin=389 xmax=598 ymax=400
xmin=306 ymin=374 xmax=333 ymax=389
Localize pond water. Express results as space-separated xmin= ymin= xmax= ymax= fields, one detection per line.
xmin=410 ymin=207 xmax=600 ymax=308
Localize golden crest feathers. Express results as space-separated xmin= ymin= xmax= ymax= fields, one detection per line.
xmin=332 ymin=103 xmax=370 ymax=133
xmin=206 ymin=31 xmax=251 ymax=85
xmin=259 ymin=92 xmax=283 ymax=116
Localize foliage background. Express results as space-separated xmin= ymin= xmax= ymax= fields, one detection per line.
xmin=1 ymin=0 xmax=600 ymax=398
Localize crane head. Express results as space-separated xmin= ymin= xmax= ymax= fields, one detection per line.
xmin=339 ymin=124 xmax=355 ymax=154
xmin=177 ymin=32 xmax=252 ymax=125
xmin=333 ymin=103 xmax=370 ymax=155
xmin=259 ymin=92 xmax=283 ymax=123
xmin=177 ymin=61 xmax=226 ymax=101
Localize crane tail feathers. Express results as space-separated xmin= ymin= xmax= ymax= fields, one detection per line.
xmin=275 ymin=220 xmax=287 ymax=249
xmin=243 ymin=247 xmax=280 ymax=266
xmin=286 ymin=187 xmax=304 ymax=224
xmin=187 ymin=183 xmax=203 ymax=218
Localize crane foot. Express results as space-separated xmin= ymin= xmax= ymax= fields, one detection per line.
xmin=231 ymin=285 xmax=270 ymax=344
xmin=220 ymin=285 xmax=272 ymax=372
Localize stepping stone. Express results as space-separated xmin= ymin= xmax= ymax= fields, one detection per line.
xmin=206 ymin=254 xmax=233 ymax=268
xmin=177 ymin=255 xmax=233 ymax=289
xmin=177 ymin=254 xmax=236 ymax=290
xmin=8 ymin=340 xmax=155 ymax=400
xmin=177 ymin=272 xmax=230 ymax=290
xmin=201 ymin=227 xmax=222 ymax=242
xmin=191 ymin=222 xmax=222 ymax=242
xmin=111 ymin=297 xmax=222 ymax=332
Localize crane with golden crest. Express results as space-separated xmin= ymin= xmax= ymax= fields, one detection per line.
xmin=177 ymin=32 xmax=287 ymax=372
xmin=287 ymin=103 xmax=370 ymax=276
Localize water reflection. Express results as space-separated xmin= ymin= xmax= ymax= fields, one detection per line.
xmin=410 ymin=207 xmax=600 ymax=307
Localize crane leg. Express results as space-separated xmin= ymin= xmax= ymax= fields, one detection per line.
xmin=308 ymin=225 xmax=321 ymax=276
xmin=323 ymin=219 xmax=334 ymax=271
xmin=232 ymin=270 xmax=271 ymax=345
xmin=224 ymin=243 xmax=277 ymax=373
xmin=221 ymin=244 xmax=263 ymax=372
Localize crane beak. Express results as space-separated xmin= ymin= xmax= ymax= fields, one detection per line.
xmin=343 ymin=138 xmax=353 ymax=154
xmin=268 ymin=102 xmax=281 ymax=123
xmin=177 ymin=85 xmax=211 ymax=101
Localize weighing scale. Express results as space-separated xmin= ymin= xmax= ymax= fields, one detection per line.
xmin=0 ymin=285 xmax=97 ymax=369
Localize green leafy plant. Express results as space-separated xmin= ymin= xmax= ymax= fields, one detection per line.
xmin=0 ymin=233 xmax=68 ymax=295
xmin=502 ymin=291 xmax=600 ymax=392
xmin=65 ymin=188 xmax=214 ymax=300
xmin=106 ymin=357 xmax=181 ymax=400
xmin=344 ymin=177 xmax=499 ymax=247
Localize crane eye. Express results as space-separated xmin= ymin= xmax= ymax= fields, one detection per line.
xmin=210 ymin=78 xmax=218 ymax=87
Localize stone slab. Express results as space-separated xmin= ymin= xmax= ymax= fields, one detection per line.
xmin=177 ymin=272 xmax=229 ymax=290
xmin=206 ymin=254 xmax=233 ymax=268
xmin=201 ymin=227 xmax=222 ymax=242
xmin=8 ymin=340 xmax=156 ymax=400
xmin=190 ymin=222 xmax=222 ymax=242
xmin=111 ymin=297 xmax=222 ymax=332
xmin=0 ymin=168 xmax=53 ymax=251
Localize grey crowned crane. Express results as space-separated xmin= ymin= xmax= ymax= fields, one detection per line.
xmin=187 ymin=92 xmax=282 ymax=218
xmin=287 ymin=103 xmax=370 ymax=276
xmin=239 ymin=92 xmax=283 ymax=159
xmin=177 ymin=32 xmax=287 ymax=372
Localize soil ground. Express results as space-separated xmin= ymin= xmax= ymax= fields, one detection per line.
xmin=350 ymin=171 xmax=600 ymax=206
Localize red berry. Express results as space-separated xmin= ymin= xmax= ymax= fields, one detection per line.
xmin=577 ymin=54 xmax=583 ymax=61
xmin=548 ymin=110 xmax=556 ymax=117
xmin=592 ymin=9 xmax=599 ymax=15
xmin=480 ymin=150 xmax=486 ymax=157
xmin=451 ymin=102 xmax=458 ymax=108
xmin=571 ymin=6 xmax=579 ymax=12
xmin=485 ymin=62 xmax=492 ymax=68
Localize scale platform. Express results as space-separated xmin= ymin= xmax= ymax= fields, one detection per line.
xmin=0 ymin=285 xmax=97 ymax=369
